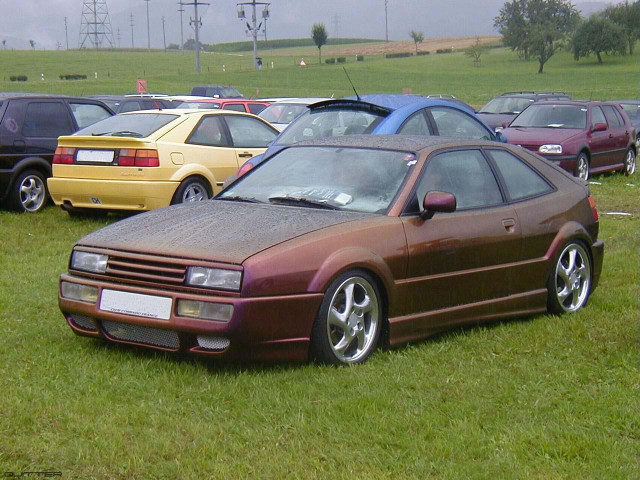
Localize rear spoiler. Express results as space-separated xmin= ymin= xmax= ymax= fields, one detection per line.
xmin=308 ymin=99 xmax=392 ymax=116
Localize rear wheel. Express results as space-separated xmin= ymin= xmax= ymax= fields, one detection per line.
xmin=623 ymin=148 xmax=636 ymax=176
xmin=10 ymin=169 xmax=48 ymax=212
xmin=172 ymin=178 xmax=210 ymax=205
xmin=575 ymin=153 xmax=589 ymax=181
xmin=547 ymin=242 xmax=592 ymax=314
xmin=310 ymin=270 xmax=382 ymax=365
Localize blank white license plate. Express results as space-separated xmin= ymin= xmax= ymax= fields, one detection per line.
xmin=76 ymin=149 xmax=114 ymax=163
xmin=100 ymin=289 xmax=172 ymax=320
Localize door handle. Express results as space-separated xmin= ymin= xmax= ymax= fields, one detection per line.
xmin=238 ymin=153 xmax=253 ymax=158
xmin=502 ymin=218 xmax=516 ymax=232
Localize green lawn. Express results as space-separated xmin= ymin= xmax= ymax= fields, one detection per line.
xmin=0 ymin=45 xmax=638 ymax=479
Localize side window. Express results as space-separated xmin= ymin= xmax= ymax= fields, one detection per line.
xmin=187 ymin=116 xmax=230 ymax=147
xmin=429 ymin=107 xmax=491 ymax=140
xmin=398 ymin=111 xmax=431 ymax=135
xmin=223 ymin=115 xmax=277 ymax=148
xmin=601 ymin=105 xmax=622 ymax=128
xmin=487 ymin=149 xmax=553 ymax=201
xmin=70 ymin=103 xmax=113 ymax=128
xmin=222 ymin=103 xmax=247 ymax=112
xmin=23 ymin=102 xmax=73 ymax=137
xmin=248 ymin=103 xmax=267 ymax=115
xmin=416 ymin=149 xmax=503 ymax=210
xmin=591 ymin=106 xmax=607 ymax=127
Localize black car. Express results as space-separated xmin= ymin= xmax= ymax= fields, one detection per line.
xmin=88 ymin=94 xmax=179 ymax=113
xmin=0 ymin=94 xmax=113 ymax=212
xmin=477 ymin=92 xmax=572 ymax=132
xmin=190 ymin=84 xmax=244 ymax=98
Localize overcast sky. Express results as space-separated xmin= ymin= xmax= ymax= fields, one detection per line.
xmin=0 ymin=0 xmax=618 ymax=50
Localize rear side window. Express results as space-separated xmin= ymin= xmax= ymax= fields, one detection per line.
xmin=23 ymin=102 xmax=73 ymax=137
xmin=487 ymin=149 xmax=553 ymax=201
xmin=187 ymin=116 xmax=230 ymax=147
xmin=398 ymin=111 xmax=431 ymax=135
xmin=69 ymin=103 xmax=112 ymax=128
xmin=601 ymin=105 xmax=623 ymax=128
xmin=223 ymin=115 xmax=277 ymax=148
xmin=429 ymin=107 xmax=491 ymax=140
xmin=223 ymin=103 xmax=247 ymax=112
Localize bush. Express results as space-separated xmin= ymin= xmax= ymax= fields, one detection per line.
xmin=356 ymin=55 xmax=364 ymax=62
xmin=325 ymin=58 xmax=336 ymax=64
xmin=59 ymin=74 xmax=87 ymax=80
xmin=436 ymin=48 xmax=453 ymax=54
xmin=385 ymin=52 xmax=413 ymax=59
xmin=417 ymin=51 xmax=430 ymax=56
xmin=337 ymin=57 xmax=346 ymax=63
xmin=10 ymin=75 xmax=27 ymax=82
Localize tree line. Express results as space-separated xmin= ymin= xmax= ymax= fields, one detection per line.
xmin=494 ymin=0 xmax=639 ymax=73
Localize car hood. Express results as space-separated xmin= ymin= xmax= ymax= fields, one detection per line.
xmin=75 ymin=200 xmax=373 ymax=264
xmin=502 ymin=127 xmax=583 ymax=145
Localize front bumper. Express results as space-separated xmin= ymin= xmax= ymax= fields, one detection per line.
xmin=538 ymin=154 xmax=577 ymax=175
xmin=59 ymin=273 xmax=323 ymax=361
xmin=48 ymin=177 xmax=178 ymax=211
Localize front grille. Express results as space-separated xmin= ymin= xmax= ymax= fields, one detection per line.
xmin=70 ymin=314 xmax=97 ymax=331
xmin=520 ymin=144 xmax=539 ymax=152
xmin=196 ymin=335 xmax=230 ymax=351
xmin=106 ymin=253 xmax=187 ymax=285
xmin=102 ymin=320 xmax=180 ymax=349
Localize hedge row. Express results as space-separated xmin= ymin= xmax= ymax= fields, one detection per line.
xmin=10 ymin=75 xmax=27 ymax=81
xmin=59 ymin=74 xmax=87 ymax=80
xmin=416 ymin=51 xmax=430 ymax=56
xmin=436 ymin=48 xmax=453 ymax=54
xmin=325 ymin=57 xmax=351 ymax=64
xmin=385 ymin=52 xmax=413 ymax=59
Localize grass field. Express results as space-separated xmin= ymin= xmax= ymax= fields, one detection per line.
xmin=1 ymin=44 xmax=639 ymax=479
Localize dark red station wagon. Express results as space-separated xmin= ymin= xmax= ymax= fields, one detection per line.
xmin=502 ymin=101 xmax=637 ymax=180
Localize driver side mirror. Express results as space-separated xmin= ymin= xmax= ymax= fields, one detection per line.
xmin=420 ymin=191 xmax=456 ymax=220
xmin=592 ymin=123 xmax=607 ymax=132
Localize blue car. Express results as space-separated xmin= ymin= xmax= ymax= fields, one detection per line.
xmin=235 ymin=94 xmax=503 ymax=176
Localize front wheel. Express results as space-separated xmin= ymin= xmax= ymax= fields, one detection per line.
xmin=10 ymin=169 xmax=48 ymax=212
xmin=547 ymin=242 xmax=592 ymax=314
xmin=575 ymin=153 xmax=589 ymax=181
xmin=172 ymin=178 xmax=210 ymax=205
xmin=623 ymin=148 xmax=636 ymax=176
xmin=311 ymin=270 xmax=383 ymax=365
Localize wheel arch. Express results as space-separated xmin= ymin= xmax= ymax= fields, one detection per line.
xmin=544 ymin=221 xmax=595 ymax=278
xmin=170 ymin=173 xmax=215 ymax=204
xmin=7 ymin=156 xmax=51 ymax=192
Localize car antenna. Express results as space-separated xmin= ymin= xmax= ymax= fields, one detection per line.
xmin=343 ymin=67 xmax=360 ymax=101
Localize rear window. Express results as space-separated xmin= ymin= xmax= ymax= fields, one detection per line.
xmin=74 ymin=113 xmax=179 ymax=138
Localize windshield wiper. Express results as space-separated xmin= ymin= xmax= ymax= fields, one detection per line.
xmin=218 ymin=195 xmax=263 ymax=204
xmin=268 ymin=196 xmax=341 ymax=210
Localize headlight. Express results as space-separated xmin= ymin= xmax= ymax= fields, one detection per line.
xmin=539 ymin=144 xmax=563 ymax=154
xmin=186 ymin=267 xmax=242 ymax=291
xmin=71 ymin=250 xmax=108 ymax=273
xmin=177 ymin=300 xmax=234 ymax=322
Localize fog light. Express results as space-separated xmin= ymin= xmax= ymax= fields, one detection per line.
xmin=61 ymin=281 xmax=98 ymax=303
xmin=177 ymin=300 xmax=233 ymax=322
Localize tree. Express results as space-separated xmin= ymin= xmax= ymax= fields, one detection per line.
xmin=29 ymin=40 xmax=35 ymax=50
xmin=311 ymin=23 xmax=327 ymax=64
xmin=494 ymin=0 xmax=580 ymax=73
xmin=409 ymin=30 xmax=424 ymax=53
xmin=573 ymin=16 xmax=626 ymax=64
xmin=465 ymin=36 xmax=489 ymax=66
xmin=602 ymin=0 xmax=640 ymax=55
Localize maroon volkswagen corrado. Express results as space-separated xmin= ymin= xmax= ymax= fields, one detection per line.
xmin=58 ymin=136 xmax=604 ymax=365
xmin=501 ymin=100 xmax=637 ymax=181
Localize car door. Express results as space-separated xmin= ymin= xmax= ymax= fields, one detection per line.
xmin=588 ymin=105 xmax=614 ymax=169
xmin=426 ymin=106 xmax=494 ymax=140
xmin=601 ymin=105 xmax=630 ymax=166
xmin=22 ymin=100 xmax=75 ymax=159
xmin=220 ymin=114 xmax=278 ymax=167
xmin=399 ymin=148 xmax=521 ymax=333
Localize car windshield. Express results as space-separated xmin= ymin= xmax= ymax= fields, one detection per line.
xmin=510 ymin=104 xmax=587 ymax=129
xmin=259 ymin=104 xmax=308 ymax=124
xmin=480 ymin=97 xmax=534 ymax=114
xmin=274 ymin=108 xmax=387 ymax=146
xmin=220 ymin=146 xmax=415 ymax=214
xmin=178 ymin=102 xmax=221 ymax=109
xmin=221 ymin=87 xmax=243 ymax=97
xmin=75 ymin=113 xmax=179 ymax=137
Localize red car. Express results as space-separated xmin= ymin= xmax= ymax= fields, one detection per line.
xmin=177 ymin=98 xmax=270 ymax=115
xmin=502 ymin=101 xmax=637 ymax=180
xmin=57 ymin=136 xmax=603 ymax=364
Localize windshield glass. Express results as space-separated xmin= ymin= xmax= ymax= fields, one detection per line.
xmin=480 ymin=97 xmax=534 ymax=114
xmin=75 ymin=113 xmax=179 ymax=137
xmin=275 ymin=108 xmax=387 ymax=146
xmin=220 ymin=146 xmax=415 ymax=213
xmin=510 ymin=104 xmax=587 ymax=129
xmin=259 ymin=104 xmax=308 ymax=124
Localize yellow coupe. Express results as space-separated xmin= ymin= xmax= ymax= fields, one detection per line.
xmin=48 ymin=109 xmax=278 ymax=213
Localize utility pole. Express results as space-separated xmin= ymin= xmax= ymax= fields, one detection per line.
xmin=130 ymin=13 xmax=135 ymax=48
xmin=237 ymin=1 xmax=270 ymax=69
xmin=384 ymin=0 xmax=388 ymax=42
xmin=177 ymin=1 xmax=185 ymax=52
xmin=64 ymin=17 xmax=69 ymax=50
xmin=144 ymin=0 xmax=151 ymax=51
xmin=162 ymin=16 xmax=166 ymax=52
xmin=117 ymin=28 xmax=121 ymax=48
xmin=182 ymin=0 xmax=209 ymax=73
xmin=332 ymin=14 xmax=340 ymax=38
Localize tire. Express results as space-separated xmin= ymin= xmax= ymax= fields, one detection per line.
xmin=623 ymin=148 xmax=636 ymax=176
xmin=547 ymin=242 xmax=592 ymax=314
xmin=172 ymin=178 xmax=210 ymax=205
xmin=310 ymin=270 xmax=383 ymax=365
xmin=575 ymin=153 xmax=589 ymax=181
xmin=10 ymin=169 xmax=48 ymax=212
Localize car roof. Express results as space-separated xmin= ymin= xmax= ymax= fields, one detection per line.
xmin=309 ymin=95 xmax=476 ymax=115
xmin=498 ymin=91 xmax=570 ymax=98
xmin=0 ymin=93 xmax=99 ymax=101
xmin=531 ymin=100 xmax=618 ymax=107
xmin=120 ymin=108 xmax=262 ymax=118
xmin=268 ymin=97 xmax=333 ymax=106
